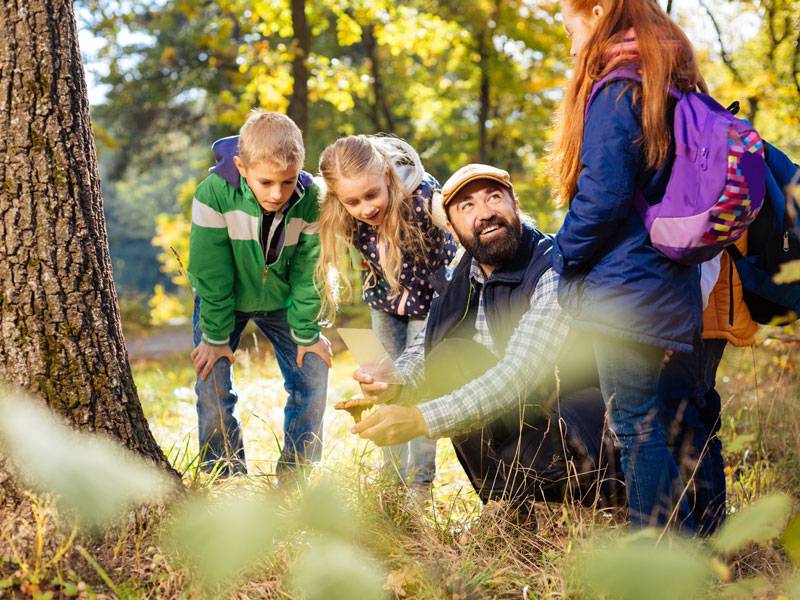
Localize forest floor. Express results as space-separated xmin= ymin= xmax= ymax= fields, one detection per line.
xmin=1 ymin=322 xmax=799 ymax=598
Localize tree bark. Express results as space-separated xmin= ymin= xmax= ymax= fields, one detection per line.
xmin=476 ymin=1 xmax=501 ymax=163
xmin=0 ymin=0 xmax=175 ymax=481
xmin=363 ymin=24 xmax=396 ymax=134
xmin=287 ymin=0 xmax=309 ymax=137
xmin=477 ymin=27 xmax=491 ymax=163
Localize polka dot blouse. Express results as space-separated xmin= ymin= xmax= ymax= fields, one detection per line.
xmin=352 ymin=173 xmax=457 ymax=318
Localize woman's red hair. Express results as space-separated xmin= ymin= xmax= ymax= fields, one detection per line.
xmin=553 ymin=0 xmax=706 ymax=205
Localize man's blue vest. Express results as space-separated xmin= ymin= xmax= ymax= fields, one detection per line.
xmin=423 ymin=222 xmax=598 ymax=402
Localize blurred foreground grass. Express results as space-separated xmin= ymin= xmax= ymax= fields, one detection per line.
xmin=0 ymin=325 xmax=799 ymax=598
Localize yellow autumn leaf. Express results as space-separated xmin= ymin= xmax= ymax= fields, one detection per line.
xmin=336 ymin=13 xmax=363 ymax=46
xmin=159 ymin=46 xmax=177 ymax=65
xmin=384 ymin=566 xmax=420 ymax=597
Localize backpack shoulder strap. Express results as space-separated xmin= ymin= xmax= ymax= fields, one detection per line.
xmin=585 ymin=65 xmax=682 ymax=119
xmin=585 ymin=66 xmax=642 ymax=119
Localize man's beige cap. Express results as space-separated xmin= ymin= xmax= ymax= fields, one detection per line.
xmin=441 ymin=163 xmax=513 ymax=208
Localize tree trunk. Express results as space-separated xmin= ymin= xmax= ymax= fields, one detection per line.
xmin=287 ymin=0 xmax=309 ymax=137
xmin=477 ymin=1 xmax=501 ymax=163
xmin=363 ymin=24 xmax=396 ymax=134
xmin=793 ymin=28 xmax=800 ymax=99
xmin=0 ymin=0 xmax=175 ymax=481
xmin=477 ymin=27 xmax=491 ymax=163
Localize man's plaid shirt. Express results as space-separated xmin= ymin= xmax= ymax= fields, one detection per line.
xmin=395 ymin=260 xmax=571 ymax=438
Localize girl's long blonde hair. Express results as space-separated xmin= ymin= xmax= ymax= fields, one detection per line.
xmin=552 ymin=0 xmax=705 ymax=205
xmin=315 ymin=135 xmax=433 ymax=322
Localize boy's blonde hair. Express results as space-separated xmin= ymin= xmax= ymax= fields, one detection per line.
xmin=238 ymin=111 xmax=305 ymax=169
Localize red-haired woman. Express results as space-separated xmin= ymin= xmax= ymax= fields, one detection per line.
xmin=551 ymin=0 xmax=704 ymax=529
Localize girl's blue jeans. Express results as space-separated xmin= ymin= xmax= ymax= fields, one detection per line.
xmin=371 ymin=309 xmax=437 ymax=487
xmin=658 ymin=338 xmax=727 ymax=535
xmin=592 ymin=334 xmax=695 ymax=530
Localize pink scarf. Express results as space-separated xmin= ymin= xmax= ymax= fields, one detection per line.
xmin=604 ymin=28 xmax=640 ymax=71
xmin=603 ymin=27 xmax=684 ymax=71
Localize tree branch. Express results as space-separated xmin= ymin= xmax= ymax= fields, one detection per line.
xmin=793 ymin=28 xmax=800 ymax=99
xmin=698 ymin=0 xmax=743 ymax=84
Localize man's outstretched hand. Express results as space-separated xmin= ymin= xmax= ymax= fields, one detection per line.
xmin=351 ymin=404 xmax=430 ymax=446
xmin=352 ymin=367 xmax=402 ymax=403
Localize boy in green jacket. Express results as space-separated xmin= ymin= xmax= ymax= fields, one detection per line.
xmin=188 ymin=111 xmax=331 ymax=477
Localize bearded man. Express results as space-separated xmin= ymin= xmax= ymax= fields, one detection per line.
xmin=351 ymin=164 xmax=623 ymax=522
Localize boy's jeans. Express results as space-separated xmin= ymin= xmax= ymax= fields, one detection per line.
xmin=370 ymin=309 xmax=437 ymax=487
xmin=192 ymin=297 xmax=328 ymax=476
xmin=592 ymin=334 xmax=695 ymax=531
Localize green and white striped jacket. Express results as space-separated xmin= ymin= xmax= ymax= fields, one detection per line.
xmin=188 ymin=171 xmax=322 ymax=347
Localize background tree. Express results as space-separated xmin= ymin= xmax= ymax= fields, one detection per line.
xmin=695 ymin=0 xmax=800 ymax=154
xmin=78 ymin=0 xmax=799 ymax=324
xmin=288 ymin=0 xmax=310 ymax=136
xmin=0 ymin=0 xmax=176 ymax=496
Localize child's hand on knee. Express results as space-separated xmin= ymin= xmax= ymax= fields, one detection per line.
xmin=191 ymin=342 xmax=235 ymax=380
xmin=296 ymin=335 xmax=333 ymax=368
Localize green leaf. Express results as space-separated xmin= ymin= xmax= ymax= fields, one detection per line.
xmin=289 ymin=539 xmax=385 ymax=600
xmin=782 ymin=573 xmax=800 ymax=599
xmin=719 ymin=576 xmax=772 ymax=599
xmin=774 ymin=259 xmax=800 ymax=284
xmin=711 ymin=493 xmax=793 ymax=555
xmin=726 ymin=433 xmax=757 ymax=454
xmin=573 ymin=530 xmax=712 ymax=600
xmin=290 ymin=479 xmax=356 ymax=538
xmin=782 ymin=514 xmax=800 ymax=565
xmin=0 ymin=390 xmax=174 ymax=532
xmin=162 ymin=491 xmax=285 ymax=593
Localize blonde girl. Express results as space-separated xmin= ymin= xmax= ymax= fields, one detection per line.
xmin=317 ymin=135 xmax=456 ymax=488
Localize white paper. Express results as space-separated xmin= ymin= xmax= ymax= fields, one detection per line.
xmin=336 ymin=327 xmax=403 ymax=384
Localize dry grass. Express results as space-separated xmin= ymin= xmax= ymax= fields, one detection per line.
xmin=0 ymin=326 xmax=798 ymax=598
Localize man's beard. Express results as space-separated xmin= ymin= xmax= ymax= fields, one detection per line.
xmin=459 ymin=213 xmax=522 ymax=267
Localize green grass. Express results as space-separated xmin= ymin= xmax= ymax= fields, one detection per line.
xmin=134 ymin=341 xmax=482 ymax=508
xmin=121 ymin=325 xmax=800 ymax=596
xmin=1 ymin=325 xmax=799 ymax=598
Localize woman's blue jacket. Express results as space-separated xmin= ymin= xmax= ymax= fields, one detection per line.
xmin=552 ymin=81 xmax=702 ymax=353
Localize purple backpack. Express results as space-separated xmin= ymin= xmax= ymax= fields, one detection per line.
xmin=587 ymin=66 xmax=766 ymax=265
